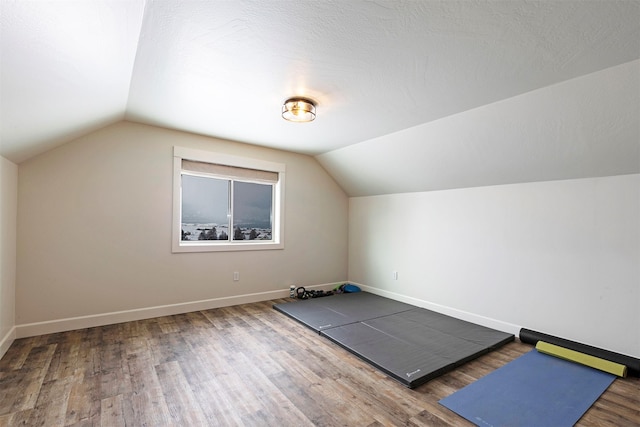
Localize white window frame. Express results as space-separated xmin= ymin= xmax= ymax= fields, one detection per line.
xmin=172 ymin=146 xmax=285 ymax=253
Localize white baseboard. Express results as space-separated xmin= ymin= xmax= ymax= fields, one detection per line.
xmin=12 ymin=281 xmax=518 ymax=342
xmin=15 ymin=285 xmax=338 ymax=339
xmin=6 ymin=282 xmax=518 ymax=354
xmin=15 ymin=283 xmax=344 ymax=339
xmin=0 ymin=326 xmax=16 ymax=359
xmin=353 ymin=283 xmax=521 ymax=336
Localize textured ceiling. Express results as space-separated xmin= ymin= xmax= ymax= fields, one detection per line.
xmin=1 ymin=0 xmax=639 ymax=177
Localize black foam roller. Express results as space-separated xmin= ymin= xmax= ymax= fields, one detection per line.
xmin=519 ymin=328 xmax=640 ymax=377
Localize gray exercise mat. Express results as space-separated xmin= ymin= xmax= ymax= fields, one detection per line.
xmin=272 ymin=291 xmax=414 ymax=332
xmin=321 ymin=307 xmax=514 ymax=388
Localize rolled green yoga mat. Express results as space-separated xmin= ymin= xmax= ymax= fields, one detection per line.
xmin=519 ymin=328 xmax=640 ymax=377
xmin=536 ymin=341 xmax=627 ymax=377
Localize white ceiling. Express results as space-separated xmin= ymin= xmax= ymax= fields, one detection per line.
xmin=2 ymin=0 xmax=639 ymax=190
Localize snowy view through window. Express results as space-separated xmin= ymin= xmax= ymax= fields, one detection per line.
xmin=181 ymin=175 xmax=273 ymax=242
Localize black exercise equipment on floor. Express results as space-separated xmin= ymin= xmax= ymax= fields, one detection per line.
xmin=273 ymin=292 xmax=514 ymax=388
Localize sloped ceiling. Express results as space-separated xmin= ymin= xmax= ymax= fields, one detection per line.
xmin=1 ymin=0 xmax=639 ymax=195
xmin=1 ymin=0 xmax=144 ymax=163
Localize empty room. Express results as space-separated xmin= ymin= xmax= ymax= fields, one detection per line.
xmin=1 ymin=1 xmax=639 ymax=426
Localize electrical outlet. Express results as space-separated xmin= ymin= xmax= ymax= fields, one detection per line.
xmin=233 ymin=272 xmax=239 ymax=281
xmin=393 ymin=271 xmax=398 ymax=280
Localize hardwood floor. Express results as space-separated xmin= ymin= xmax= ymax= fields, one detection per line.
xmin=1 ymin=299 xmax=639 ymax=426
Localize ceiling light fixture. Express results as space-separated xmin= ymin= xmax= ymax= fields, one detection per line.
xmin=282 ymin=97 xmax=316 ymax=122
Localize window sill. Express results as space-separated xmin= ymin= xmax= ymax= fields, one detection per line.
xmin=172 ymin=241 xmax=284 ymax=253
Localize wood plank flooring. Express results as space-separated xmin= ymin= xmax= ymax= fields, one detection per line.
xmin=1 ymin=299 xmax=639 ymax=426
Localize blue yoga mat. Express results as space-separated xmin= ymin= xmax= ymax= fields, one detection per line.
xmin=439 ymin=349 xmax=615 ymax=427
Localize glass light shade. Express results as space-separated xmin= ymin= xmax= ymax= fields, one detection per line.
xmin=282 ymin=98 xmax=316 ymax=122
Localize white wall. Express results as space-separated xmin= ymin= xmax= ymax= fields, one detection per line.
xmin=0 ymin=156 xmax=18 ymax=357
xmin=16 ymin=122 xmax=348 ymax=334
xmin=349 ymin=174 xmax=640 ymax=358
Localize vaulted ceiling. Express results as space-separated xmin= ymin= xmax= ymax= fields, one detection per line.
xmin=1 ymin=1 xmax=639 ymax=195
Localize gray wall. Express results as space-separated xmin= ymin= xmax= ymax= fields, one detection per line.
xmin=16 ymin=122 xmax=348 ymax=333
xmin=0 ymin=156 xmax=18 ymax=357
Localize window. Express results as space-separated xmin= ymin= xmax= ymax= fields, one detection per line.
xmin=172 ymin=147 xmax=285 ymax=252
